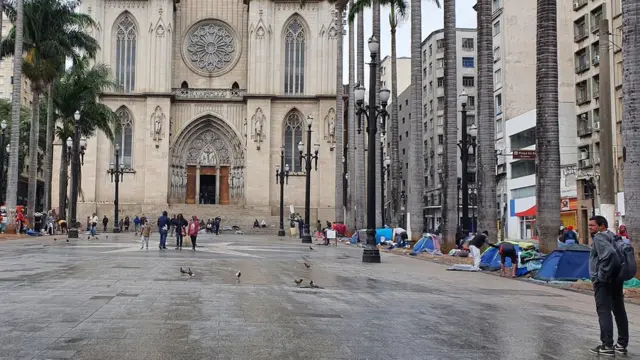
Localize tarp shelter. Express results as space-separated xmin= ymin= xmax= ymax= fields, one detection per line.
xmin=479 ymin=242 xmax=528 ymax=277
xmin=410 ymin=234 xmax=439 ymax=255
xmin=375 ymin=228 xmax=393 ymax=244
xmin=534 ymin=243 xmax=591 ymax=281
xmin=350 ymin=229 xmax=390 ymax=245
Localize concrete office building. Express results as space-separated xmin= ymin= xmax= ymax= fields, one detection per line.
xmin=380 ymin=55 xmax=412 ymax=101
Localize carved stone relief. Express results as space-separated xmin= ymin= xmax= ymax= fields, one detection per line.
xmin=183 ymin=20 xmax=239 ymax=76
xmin=151 ymin=106 xmax=166 ymax=143
xmin=324 ymin=108 xmax=336 ymax=144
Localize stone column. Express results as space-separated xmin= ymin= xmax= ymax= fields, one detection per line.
xmin=195 ymin=165 xmax=201 ymax=204
xmin=216 ymin=167 xmax=221 ymax=204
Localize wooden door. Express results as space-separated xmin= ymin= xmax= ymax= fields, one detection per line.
xmin=200 ymin=167 xmax=216 ymax=175
xmin=186 ymin=166 xmax=196 ymax=204
xmin=219 ymin=166 xmax=230 ymax=205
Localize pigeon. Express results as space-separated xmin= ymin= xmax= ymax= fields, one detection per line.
xmin=294 ymin=279 xmax=304 ymax=286
xmin=309 ymin=246 xmax=315 ymax=251
xmin=304 ymin=262 xmax=311 ymax=268
xmin=310 ymin=281 xmax=323 ymax=289
xmin=188 ymin=268 xmax=194 ymax=277
xmin=53 ymin=238 xmax=56 ymax=241
xmin=236 ymin=271 xmax=241 ymax=278
xmin=180 ymin=267 xmax=187 ymax=275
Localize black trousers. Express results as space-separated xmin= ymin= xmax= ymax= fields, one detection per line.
xmin=594 ymin=281 xmax=629 ymax=347
xmin=190 ymin=235 xmax=197 ymax=249
xmin=176 ymin=233 xmax=183 ymax=248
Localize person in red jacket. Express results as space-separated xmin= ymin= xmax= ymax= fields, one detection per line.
xmin=188 ymin=216 xmax=200 ymax=250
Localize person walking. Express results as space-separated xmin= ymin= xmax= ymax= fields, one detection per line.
xmin=170 ymin=215 xmax=177 ymax=237
xmin=140 ymin=220 xmax=151 ymax=250
xmin=90 ymin=213 xmax=99 ymax=239
xmin=588 ymin=215 xmax=629 ymax=356
xmin=133 ymin=215 xmax=140 ymax=235
xmin=188 ymin=216 xmax=200 ymax=251
xmin=157 ymin=211 xmax=170 ymax=250
xmin=468 ymin=230 xmax=491 ymax=270
xmin=102 ymin=215 xmax=109 ymax=233
xmin=174 ymin=214 xmax=188 ymax=250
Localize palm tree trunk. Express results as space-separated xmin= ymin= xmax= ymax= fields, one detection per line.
xmin=390 ymin=5 xmax=400 ymax=227
xmin=476 ymin=0 xmax=496 ymax=239
xmin=408 ymin=0 xmax=424 ymax=239
xmin=621 ymin=0 xmax=640 ymax=270
xmin=335 ymin=10 xmax=345 ymax=223
xmin=373 ymin=1 xmax=382 ymax=228
xmin=43 ymin=84 xmax=54 ymax=213
xmin=5 ymin=0 xmax=24 ymax=232
xmin=58 ymin=144 xmax=68 ymax=219
xmin=355 ymin=10 xmax=365 ymax=230
xmin=347 ymin=0 xmax=356 ymax=230
xmin=27 ymin=87 xmax=41 ymax=226
xmin=442 ymin=0 xmax=457 ymax=249
xmin=535 ymin=0 xmax=560 ymax=253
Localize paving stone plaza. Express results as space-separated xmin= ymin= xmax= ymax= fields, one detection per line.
xmin=0 ymin=232 xmax=636 ymax=359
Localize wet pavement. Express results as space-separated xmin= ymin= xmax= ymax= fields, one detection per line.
xmin=0 ymin=232 xmax=636 ymax=359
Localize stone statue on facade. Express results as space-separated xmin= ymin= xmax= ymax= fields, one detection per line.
xmin=251 ymin=107 xmax=265 ymax=150
xmin=151 ymin=106 xmax=166 ymax=144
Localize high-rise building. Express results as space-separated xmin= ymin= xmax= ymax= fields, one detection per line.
xmin=0 ymin=13 xmax=32 ymax=107
xmin=421 ymin=28 xmax=477 ymax=232
xmin=380 ymin=55 xmax=411 ymax=101
xmin=572 ymin=0 xmax=624 ymax=242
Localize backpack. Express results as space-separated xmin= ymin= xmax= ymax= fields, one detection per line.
xmin=613 ymin=235 xmax=637 ymax=282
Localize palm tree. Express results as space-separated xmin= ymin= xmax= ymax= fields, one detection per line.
xmin=335 ymin=8 xmax=345 ymax=223
xmin=476 ymin=0 xmax=496 ymax=242
xmin=4 ymin=0 xmax=23 ymax=231
xmin=535 ymin=0 xmax=560 ymax=253
xmin=43 ymin=83 xmax=53 ymax=212
xmin=2 ymin=0 xmax=98 ymax=226
xmin=52 ymin=60 xmax=119 ymax=218
xmin=389 ymin=3 xmax=402 ymax=227
xmin=0 ymin=99 xmax=36 ymax=197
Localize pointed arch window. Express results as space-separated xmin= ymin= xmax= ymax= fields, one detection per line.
xmin=283 ymin=112 xmax=304 ymax=172
xmin=284 ymin=18 xmax=305 ymax=95
xmin=115 ymin=108 xmax=134 ymax=169
xmin=115 ymin=14 xmax=137 ymax=92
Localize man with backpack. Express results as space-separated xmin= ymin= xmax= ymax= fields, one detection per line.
xmin=588 ymin=215 xmax=631 ymax=356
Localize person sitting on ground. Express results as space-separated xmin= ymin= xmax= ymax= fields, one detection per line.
xmin=618 ymin=224 xmax=630 ymax=241
xmin=563 ymin=225 xmax=578 ymax=244
xmin=253 ymin=219 xmax=260 ymax=228
xmin=260 ymin=219 xmax=266 ymax=228
xmin=468 ymin=230 xmax=494 ymax=269
xmin=498 ymin=241 xmax=518 ymax=278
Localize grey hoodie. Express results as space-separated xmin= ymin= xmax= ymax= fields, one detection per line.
xmin=589 ymin=230 xmax=619 ymax=283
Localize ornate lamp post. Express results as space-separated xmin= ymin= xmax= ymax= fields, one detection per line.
xmin=381 ymin=152 xmax=391 ymax=226
xmin=354 ymin=35 xmax=390 ymax=263
xmin=456 ymin=90 xmax=477 ymax=235
xmin=108 ymin=144 xmax=125 ymax=233
xmin=67 ymin=110 xmax=85 ymax=239
xmin=276 ymin=146 xmax=290 ymax=237
xmin=298 ymin=115 xmax=320 ymax=244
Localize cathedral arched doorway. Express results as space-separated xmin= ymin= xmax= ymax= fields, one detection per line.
xmin=169 ymin=116 xmax=245 ymax=205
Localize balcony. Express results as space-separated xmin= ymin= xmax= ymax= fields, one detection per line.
xmin=576 ymin=94 xmax=590 ymax=105
xmin=574 ymin=25 xmax=588 ymax=42
xmin=573 ymin=0 xmax=588 ymax=11
xmin=579 ymin=158 xmax=592 ymax=168
xmin=591 ymin=13 xmax=602 ymax=33
xmin=575 ymin=60 xmax=589 ymax=73
xmin=577 ymin=123 xmax=592 ymax=137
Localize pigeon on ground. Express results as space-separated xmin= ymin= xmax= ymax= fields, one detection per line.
xmin=180 ymin=267 xmax=187 ymax=275
xmin=236 ymin=271 xmax=241 ymax=278
xmin=188 ymin=268 xmax=194 ymax=277
xmin=294 ymin=279 xmax=303 ymax=286
xmin=304 ymin=262 xmax=311 ymax=268
xmin=53 ymin=238 xmax=56 ymax=241
xmin=309 ymin=246 xmax=315 ymax=251
xmin=309 ymin=281 xmax=323 ymax=289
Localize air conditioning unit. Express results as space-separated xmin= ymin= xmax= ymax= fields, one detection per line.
xmin=593 ymin=121 xmax=600 ymax=130
xmin=593 ymin=55 xmax=600 ymax=65
xmin=573 ymin=1 xmax=580 ymax=9
xmin=580 ymin=151 xmax=589 ymax=160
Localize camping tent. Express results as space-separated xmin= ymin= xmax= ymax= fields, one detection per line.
xmin=479 ymin=242 xmax=529 ymax=277
xmin=350 ymin=229 xmax=391 ymax=245
xmin=534 ymin=243 xmax=591 ymax=281
xmin=410 ymin=234 xmax=439 ymax=255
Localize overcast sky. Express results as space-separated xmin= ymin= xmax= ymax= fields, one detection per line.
xmin=343 ymin=0 xmax=478 ymax=82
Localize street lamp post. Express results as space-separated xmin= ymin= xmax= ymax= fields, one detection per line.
xmin=68 ymin=111 xmax=82 ymax=239
xmin=298 ymin=115 xmax=319 ymax=244
xmin=585 ymin=177 xmax=597 ymax=217
xmin=108 ymin=144 xmax=125 ymax=233
xmin=0 ymin=120 xmax=6 ymax=204
xmin=354 ymin=35 xmax=390 ymax=263
xmin=456 ymin=90 xmax=477 ymax=235
xmin=276 ymin=146 xmax=290 ymax=237
xmin=381 ymin=151 xmax=390 ymax=226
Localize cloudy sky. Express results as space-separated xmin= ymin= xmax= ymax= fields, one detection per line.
xmin=342 ymin=0 xmax=478 ymax=82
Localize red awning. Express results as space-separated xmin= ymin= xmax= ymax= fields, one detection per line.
xmin=515 ymin=205 xmax=536 ymax=217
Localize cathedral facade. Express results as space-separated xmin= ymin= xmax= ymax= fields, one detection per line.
xmin=51 ymin=0 xmax=341 ymax=222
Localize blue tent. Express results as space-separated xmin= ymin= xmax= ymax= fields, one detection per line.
xmin=480 ymin=243 xmax=528 ymax=277
xmin=410 ymin=235 xmax=437 ymax=256
xmin=534 ymin=244 xmax=591 ymax=281
xmin=375 ymin=228 xmax=393 ymax=244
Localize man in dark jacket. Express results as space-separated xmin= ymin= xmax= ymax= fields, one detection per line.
xmin=468 ymin=230 xmax=492 ymax=269
xmin=588 ymin=215 xmax=628 ymax=356
xmin=157 ymin=211 xmax=170 ymax=250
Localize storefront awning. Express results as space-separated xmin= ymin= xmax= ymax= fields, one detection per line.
xmin=515 ymin=205 xmax=536 ymax=217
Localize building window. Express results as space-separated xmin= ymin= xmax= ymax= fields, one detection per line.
xmin=576 ymin=79 xmax=590 ymax=104
xmin=495 ymin=94 xmax=503 ymax=115
xmin=494 ymin=69 xmax=502 ymax=86
xmin=428 ymin=44 xmax=432 ymax=56
xmin=438 ymin=134 xmax=444 ymax=144
xmin=284 ymin=18 xmax=306 ymax=95
xmin=467 ymin=96 xmax=475 ymax=108
xmin=511 ymin=160 xmax=536 ymax=178
xmin=493 ymin=46 xmax=501 ymax=62
xmin=437 ymin=96 xmax=444 ymax=110
xmin=436 ymin=58 xmax=444 ymax=68
xmin=496 ymin=118 xmax=503 ymax=138
xmin=511 ymin=186 xmax=536 ymax=200
xmin=437 ymin=77 xmax=444 ymax=87
xmin=115 ymin=107 xmax=134 ymax=168
xmin=467 ymin=115 xmax=476 ymax=126
xmin=510 ymin=127 xmax=536 ymax=150
xmin=462 ymin=76 xmax=474 ymax=87
xmin=493 ymin=21 xmax=500 ymax=36
xmin=575 ymin=47 xmax=589 ymax=73
xmin=115 ymin=14 xmax=137 ymax=93
xmin=436 ymin=39 xmax=444 ymax=52
xmin=462 ymin=57 xmax=475 ymax=68
xmin=283 ymin=112 xmax=304 ymax=172
xmin=437 ymin=116 xmax=443 ymax=126
xmin=462 ymin=38 xmax=474 ymax=50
